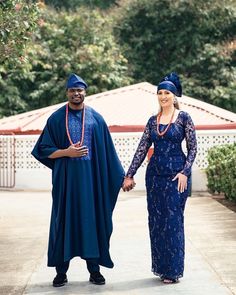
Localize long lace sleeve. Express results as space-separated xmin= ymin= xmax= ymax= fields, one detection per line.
xmin=182 ymin=113 xmax=197 ymax=176
xmin=126 ymin=118 xmax=152 ymax=178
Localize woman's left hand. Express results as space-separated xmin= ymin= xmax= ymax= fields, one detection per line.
xmin=172 ymin=173 xmax=188 ymax=193
xmin=122 ymin=177 xmax=136 ymax=192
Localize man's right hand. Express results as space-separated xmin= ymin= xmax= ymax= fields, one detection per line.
xmin=66 ymin=145 xmax=88 ymax=158
xmin=48 ymin=144 xmax=89 ymax=159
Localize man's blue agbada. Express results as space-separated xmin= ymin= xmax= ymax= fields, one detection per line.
xmin=32 ymin=105 xmax=124 ymax=268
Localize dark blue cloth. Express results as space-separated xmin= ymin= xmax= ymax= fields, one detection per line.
xmin=157 ymin=81 xmax=178 ymax=97
xmin=56 ymin=259 xmax=99 ymax=274
xmin=157 ymin=72 xmax=182 ymax=97
xmin=32 ymin=105 xmax=124 ymax=268
xmin=126 ymin=111 xmax=197 ymax=279
xmin=66 ymin=73 xmax=88 ymax=89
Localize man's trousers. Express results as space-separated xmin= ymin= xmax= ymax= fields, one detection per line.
xmin=56 ymin=258 xmax=100 ymax=274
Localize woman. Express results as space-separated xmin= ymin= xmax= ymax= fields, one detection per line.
xmin=123 ymin=73 xmax=197 ymax=283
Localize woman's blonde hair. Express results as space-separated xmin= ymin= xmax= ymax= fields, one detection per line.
xmin=174 ymin=97 xmax=180 ymax=110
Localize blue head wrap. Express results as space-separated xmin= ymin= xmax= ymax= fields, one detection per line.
xmin=66 ymin=73 xmax=88 ymax=89
xmin=157 ymin=72 xmax=182 ymax=97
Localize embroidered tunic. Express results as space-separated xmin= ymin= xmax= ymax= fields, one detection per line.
xmin=127 ymin=111 xmax=197 ymax=279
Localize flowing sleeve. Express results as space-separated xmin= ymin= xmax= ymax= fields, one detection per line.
xmin=31 ymin=117 xmax=59 ymax=169
xmin=92 ymin=111 xmax=125 ymax=211
xmin=181 ymin=113 xmax=197 ymax=176
xmin=126 ymin=118 xmax=152 ymax=178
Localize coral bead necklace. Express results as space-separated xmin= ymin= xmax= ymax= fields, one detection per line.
xmin=66 ymin=103 xmax=85 ymax=146
xmin=156 ymin=109 xmax=175 ymax=136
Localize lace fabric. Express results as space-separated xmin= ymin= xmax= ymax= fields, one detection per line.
xmin=126 ymin=111 xmax=197 ymax=279
xmin=126 ymin=111 xmax=197 ymax=177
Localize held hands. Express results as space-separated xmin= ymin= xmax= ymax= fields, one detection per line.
xmin=172 ymin=172 xmax=187 ymax=193
xmin=66 ymin=142 xmax=88 ymax=158
xmin=122 ymin=177 xmax=136 ymax=192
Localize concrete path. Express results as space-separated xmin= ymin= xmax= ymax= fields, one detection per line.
xmin=0 ymin=190 xmax=236 ymax=295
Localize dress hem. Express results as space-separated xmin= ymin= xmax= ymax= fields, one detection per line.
xmin=152 ymin=269 xmax=183 ymax=280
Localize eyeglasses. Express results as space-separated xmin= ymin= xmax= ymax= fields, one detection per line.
xmin=68 ymin=88 xmax=85 ymax=93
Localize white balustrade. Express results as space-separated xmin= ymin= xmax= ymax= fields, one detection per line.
xmin=1 ymin=129 xmax=236 ymax=191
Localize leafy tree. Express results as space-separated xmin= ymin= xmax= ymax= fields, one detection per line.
xmin=182 ymin=43 xmax=236 ymax=112
xmin=0 ymin=0 xmax=39 ymax=66
xmin=0 ymin=7 xmax=131 ymax=117
xmin=114 ymin=0 xmax=236 ymax=111
xmin=0 ymin=69 xmax=28 ymax=117
xmin=45 ymin=0 xmax=118 ymax=10
xmin=0 ymin=0 xmax=40 ymax=116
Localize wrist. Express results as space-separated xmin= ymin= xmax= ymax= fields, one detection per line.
xmin=181 ymin=168 xmax=190 ymax=176
xmin=180 ymin=170 xmax=188 ymax=177
xmin=64 ymin=148 xmax=70 ymax=157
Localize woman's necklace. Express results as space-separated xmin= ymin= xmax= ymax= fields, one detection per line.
xmin=156 ymin=109 xmax=175 ymax=136
xmin=66 ymin=103 xmax=85 ymax=146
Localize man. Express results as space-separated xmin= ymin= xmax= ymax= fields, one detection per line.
xmin=32 ymin=73 xmax=124 ymax=287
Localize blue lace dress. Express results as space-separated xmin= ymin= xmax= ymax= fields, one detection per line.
xmin=126 ymin=111 xmax=197 ymax=280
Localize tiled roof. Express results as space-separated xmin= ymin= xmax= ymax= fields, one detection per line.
xmin=0 ymin=82 xmax=236 ymax=134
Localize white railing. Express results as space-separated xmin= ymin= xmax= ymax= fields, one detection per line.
xmin=1 ymin=129 xmax=236 ymax=190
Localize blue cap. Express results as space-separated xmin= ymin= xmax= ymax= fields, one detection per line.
xmin=157 ymin=72 xmax=182 ymax=97
xmin=66 ymin=73 xmax=88 ymax=89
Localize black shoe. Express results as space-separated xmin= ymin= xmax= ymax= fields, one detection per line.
xmin=53 ymin=273 xmax=68 ymax=287
xmin=89 ymin=271 xmax=105 ymax=285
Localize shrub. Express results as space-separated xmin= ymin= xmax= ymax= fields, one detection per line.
xmin=206 ymin=142 xmax=236 ymax=201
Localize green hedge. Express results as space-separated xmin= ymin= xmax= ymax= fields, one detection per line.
xmin=206 ymin=143 xmax=236 ymax=201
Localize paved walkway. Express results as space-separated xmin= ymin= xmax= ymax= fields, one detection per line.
xmin=0 ymin=190 xmax=236 ymax=295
